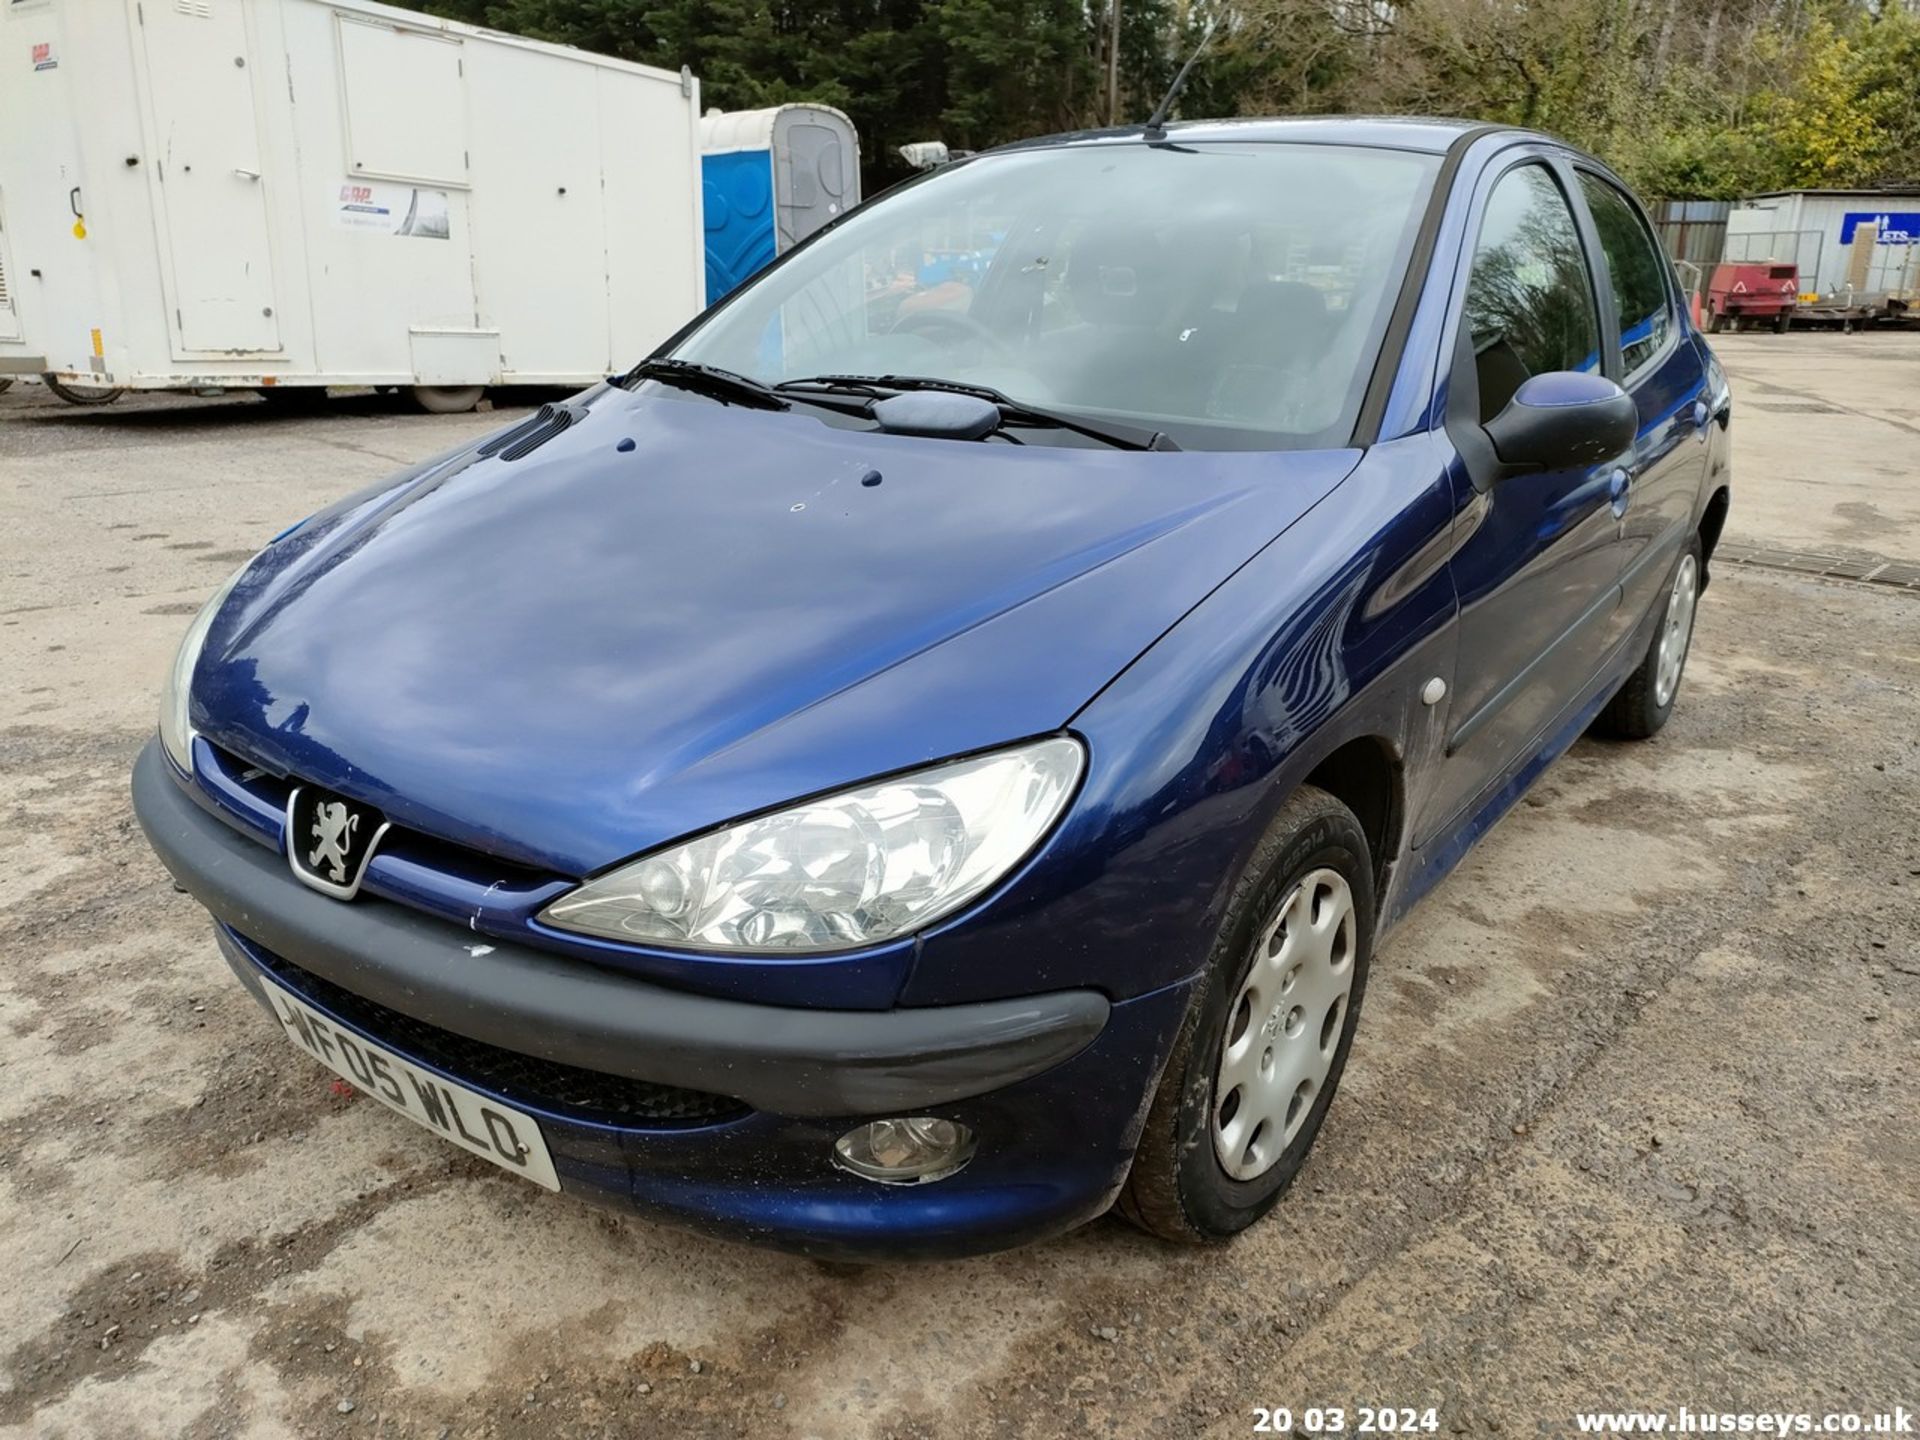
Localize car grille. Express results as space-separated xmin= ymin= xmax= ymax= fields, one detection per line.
xmin=202 ymin=741 xmax=554 ymax=889
xmin=249 ymin=948 xmax=752 ymax=1129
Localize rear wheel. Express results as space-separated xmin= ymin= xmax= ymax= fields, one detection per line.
xmin=1594 ymin=534 xmax=1702 ymax=740
xmin=43 ymin=375 xmax=125 ymax=406
xmin=1773 ymin=310 xmax=1793 ymax=334
xmin=1119 ymin=785 xmax=1375 ymax=1242
xmin=0 ymin=378 xmax=12 ymax=395
xmin=1706 ymin=306 xmax=1727 ymax=334
xmin=409 ymin=384 xmax=485 ymax=414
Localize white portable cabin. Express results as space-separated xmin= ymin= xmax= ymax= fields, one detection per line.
xmin=0 ymin=0 xmax=704 ymax=406
xmin=1726 ymin=188 xmax=1920 ymax=302
xmin=700 ymin=105 xmax=859 ymax=303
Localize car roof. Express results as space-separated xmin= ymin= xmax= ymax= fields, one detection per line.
xmin=991 ymin=115 xmax=1543 ymax=158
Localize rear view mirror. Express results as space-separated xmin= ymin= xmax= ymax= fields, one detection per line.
xmin=1483 ymin=371 xmax=1637 ymax=472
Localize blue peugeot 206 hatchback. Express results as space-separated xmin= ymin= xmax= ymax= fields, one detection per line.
xmin=133 ymin=117 xmax=1731 ymax=1258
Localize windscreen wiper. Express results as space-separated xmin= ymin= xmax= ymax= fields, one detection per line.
xmin=779 ymin=374 xmax=1180 ymax=452
xmin=621 ymin=358 xmax=791 ymax=411
xmin=623 ymin=358 xmax=876 ymax=419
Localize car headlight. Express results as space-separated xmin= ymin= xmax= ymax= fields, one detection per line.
xmin=158 ymin=563 xmax=249 ymax=775
xmin=539 ymin=736 xmax=1085 ymax=954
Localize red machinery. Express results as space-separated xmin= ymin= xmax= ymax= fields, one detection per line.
xmin=1703 ymin=262 xmax=1799 ymax=333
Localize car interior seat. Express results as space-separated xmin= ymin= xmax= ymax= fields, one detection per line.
xmin=1203 ymin=279 xmax=1333 ymax=423
xmin=1034 ymin=228 xmax=1192 ymax=412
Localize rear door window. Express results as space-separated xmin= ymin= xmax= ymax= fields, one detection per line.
xmin=1577 ymin=174 xmax=1674 ymax=377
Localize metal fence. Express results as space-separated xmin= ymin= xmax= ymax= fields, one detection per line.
xmin=1650 ymin=199 xmax=1730 ymax=268
xmin=1725 ymin=228 xmax=1823 ymax=280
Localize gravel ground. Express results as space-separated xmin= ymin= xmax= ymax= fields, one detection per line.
xmin=1 ymin=337 xmax=1916 ymax=1439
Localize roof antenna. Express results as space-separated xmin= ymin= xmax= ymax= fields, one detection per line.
xmin=1143 ymin=18 xmax=1218 ymax=137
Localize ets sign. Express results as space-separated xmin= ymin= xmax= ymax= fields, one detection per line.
xmin=1839 ymin=212 xmax=1920 ymax=245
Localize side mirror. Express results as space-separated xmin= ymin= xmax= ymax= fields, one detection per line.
xmin=1483 ymin=371 xmax=1636 ymax=473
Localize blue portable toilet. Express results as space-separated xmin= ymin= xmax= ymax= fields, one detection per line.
xmin=701 ymin=105 xmax=861 ymax=304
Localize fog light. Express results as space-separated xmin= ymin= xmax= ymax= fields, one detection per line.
xmin=832 ymin=1117 xmax=976 ymax=1185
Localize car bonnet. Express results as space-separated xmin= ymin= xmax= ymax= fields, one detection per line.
xmin=191 ymin=390 xmax=1360 ymax=876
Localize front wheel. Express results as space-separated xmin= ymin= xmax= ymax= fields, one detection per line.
xmin=1594 ymin=535 xmax=1702 ymax=740
xmin=1119 ymin=785 xmax=1375 ymax=1242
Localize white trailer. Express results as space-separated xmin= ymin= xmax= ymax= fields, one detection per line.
xmin=0 ymin=0 xmax=704 ymax=410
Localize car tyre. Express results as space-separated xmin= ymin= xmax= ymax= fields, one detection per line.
xmin=1118 ymin=784 xmax=1375 ymax=1243
xmin=1594 ymin=533 xmax=1703 ymax=740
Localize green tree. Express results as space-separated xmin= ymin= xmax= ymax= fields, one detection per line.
xmin=394 ymin=0 xmax=1920 ymax=201
xmin=931 ymin=0 xmax=1097 ymax=146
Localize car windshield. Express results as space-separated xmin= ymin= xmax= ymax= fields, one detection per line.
xmin=668 ymin=140 xmax=1441 ymax=451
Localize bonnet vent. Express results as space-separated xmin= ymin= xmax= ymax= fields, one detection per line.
xmin=477 ymin=402 xmax=584 ymax=463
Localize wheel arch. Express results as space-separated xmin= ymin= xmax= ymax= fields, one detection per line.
xmin=1698 ymin=485 xmax=1731 ymax=590
xmin=1301 ymin=733 xmax=1404 ymax=906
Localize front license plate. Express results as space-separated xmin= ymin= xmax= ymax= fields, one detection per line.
xmin=259 ymin=976 xmax=560 ymax=1191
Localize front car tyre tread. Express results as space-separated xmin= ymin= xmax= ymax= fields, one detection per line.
xmin=1118 ymin=783 xmax=1376 ymax=1243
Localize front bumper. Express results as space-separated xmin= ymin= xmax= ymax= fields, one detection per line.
xmin=133 ymin=739 xmax=1192 ymax=1257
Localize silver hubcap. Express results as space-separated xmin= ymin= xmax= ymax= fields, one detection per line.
xmin=1654 ymin=553 xmax=1699 ymax=708
xmin=1213 ymin=868 xmax=1357 ymax=1181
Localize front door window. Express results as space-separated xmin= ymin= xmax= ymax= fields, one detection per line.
xmin=1461 ymin=164 xmax=1601 ymax=421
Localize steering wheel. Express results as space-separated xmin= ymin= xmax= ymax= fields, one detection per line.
xmin=889 ymin=306 xmax=1020 ymax=364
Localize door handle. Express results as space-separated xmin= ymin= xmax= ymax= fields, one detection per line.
xmin=1608 ymin=467 xmax=1630 ymax=518
xmin=233 ymin=167 xmax=261 ymax=182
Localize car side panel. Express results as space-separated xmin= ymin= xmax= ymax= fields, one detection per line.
xmin=1418 ymin=457 xmax=1622 ymax=845
xmin=1613 ymin=337 xmax=1711 ymax=632
xmin=1388 ymin=565 xmax=1667 ymax=926
xmin=1697 ymin=338 xmax=1734 ymax=553
xmin=1393 ymin=148 xmax=1727 ymax=919
xmin=1405 ymin=148 xmax=1627 ymax=846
